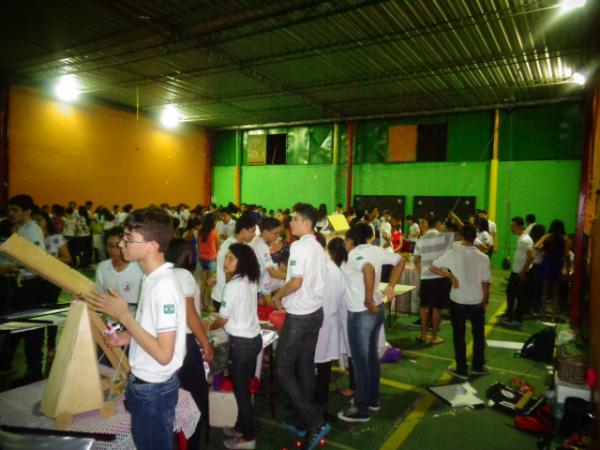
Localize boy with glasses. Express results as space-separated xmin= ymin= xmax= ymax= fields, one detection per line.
xmin=87 ymin=207 xmax=186 ymax=450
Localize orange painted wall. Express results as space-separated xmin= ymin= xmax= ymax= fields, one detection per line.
xmin=7 ymin=85 xmax=209 ymax=207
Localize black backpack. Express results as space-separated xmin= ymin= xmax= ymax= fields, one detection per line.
xmin=519 ymin=327 xmax=555 ymax=363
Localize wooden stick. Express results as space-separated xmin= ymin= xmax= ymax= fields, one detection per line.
xmin=0 ymin=233 xmax=129 ymax=376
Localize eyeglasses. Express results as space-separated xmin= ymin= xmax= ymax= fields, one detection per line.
xmin=120 ymin=237 xmax=149 ymax=246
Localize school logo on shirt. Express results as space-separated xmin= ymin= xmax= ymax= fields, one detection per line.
xmin=163 ymin=304 xmax=175 ymax=314
xmin=356 ymin=256 xmax=364 ymax=260
xmin=290 ymin=260 xmax=296 ymax=266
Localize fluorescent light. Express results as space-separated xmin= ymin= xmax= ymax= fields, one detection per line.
xmin=160 ymin=105 xmax=180 ymax=129
xmin=560 ymin=0 xmax=586 ymax=12
xmin=54 ymin=75 xmax=80 ymax=102
xmin=571 ymin=72 xmax=586 ymax=86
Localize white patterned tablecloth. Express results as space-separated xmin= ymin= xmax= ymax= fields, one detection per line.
xmin=0 ymin=377 xmax=199 ymax=450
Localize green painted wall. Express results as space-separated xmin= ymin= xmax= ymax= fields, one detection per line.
xmin=240 ymin=165 xmax=334 ymax=211
xmin=499 ymin=103 xmax=583 ymax=160
xmin=495 ymin=160 xmax=581 ymax=265
xmin=354 ymin=161 xmax=490 ymax=218
xmin=213 ymin=131 xmax=238 ymax=166
xmin=212 ymin=166 xmax=235 ymax=206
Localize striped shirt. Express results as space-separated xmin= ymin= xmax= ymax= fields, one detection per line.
xmin=414 ymin=230 xmax=453 ymax=280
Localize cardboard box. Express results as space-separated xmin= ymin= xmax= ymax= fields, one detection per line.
xmin=209 ymin=388 xmax=238 ymax=428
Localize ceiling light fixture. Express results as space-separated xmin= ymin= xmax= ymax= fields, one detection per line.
xmin=571 ymin=72 xmax=586 ymax=86
xmin=559 ymin=0 xmax=586 ymax=12
xmin=54 ymin=75 xmax=80 ymax=102
xmin=160 ymin=105 xmax=180 ymax=129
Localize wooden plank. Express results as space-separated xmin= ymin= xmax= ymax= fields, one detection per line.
xmin=0 ymin=233 xmax=129 ymax=375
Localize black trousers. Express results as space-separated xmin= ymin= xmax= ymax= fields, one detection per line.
xmin=178 ymin=334 xmax=209 ymax=449
xmin=275 ymin=308 xmax=323 ymax=433
xmin=0 ymin=278 xmax=44 ymax=378
xmin=229 ymin=334 xmax=262 ymax=441
xmin=314 ymin=361 xmax=332 ymax=407
xmin=449 ymin=301 xmax=485 ymax=375
xmin=505 ymin=271 xmax=527 ymax=322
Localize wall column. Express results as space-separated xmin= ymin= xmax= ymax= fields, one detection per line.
xmin=233 ymin=130 xmax=242 ymax=206
xmin=572 ymin=73 xmax=600 ymax=328
xmin=488 ymin=109 xmax=500 ymax=222
xmin=331 ymin=123 xmax=339 ymax=211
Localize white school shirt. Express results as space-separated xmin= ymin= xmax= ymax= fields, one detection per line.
xmin=17 ymin=220 xmax=45 ymax=277
xmin=342 ymin=244 xmax=402 ymax=312
xmin=512 ymin=233 xmax=534 ymax=273
xmin=408 ymin=222 xmax=421 ymax=242
xmin=219 ymin=275 xmax=261 ymax=338
xmin=477 ymin=231 xmax=493 ymax=247
xmin=488 ymin=220 xmax=497 ymax=236
xmin=129 ymin=263 xmax=187 ymax=383
xmin=432 ymin=245 xmax=491 ymax=305
xmin=95 ymin=259 xmax=144 ymax=305
xmin=250 ymin=235 xmax=277 ymax=293
xmin=173 ymin=268 xmax=201 ymax=335
xmin=315 ymin=259 xmax=345 ymax=364
xmin=282 ymin=234 xmax=327 ymax=315
xmin=211 ymin=236 xmax=240 ymax=303
xmin=45 ymin=234 xmax=67 ymax=257
xmin=217 ymin=220 xmax=236 ymax=238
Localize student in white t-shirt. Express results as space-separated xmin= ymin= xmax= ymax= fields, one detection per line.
xmin=216 ymin=210 xmax=236 ymax=241
xmin=502 ymin=216 xmax=534 ymax=327
xmin=475 ymin=217 xmax=494 ymax=256
xmin=338 ymin=223 xmax=405 ymax=424
xmin=430 ymin=224 xmax=491 ymax=380
xmin=250 ymin=217 xmax=286 ymax=301
xmin=87 ymin=208 xmax=186 ymax=450
xmin=210 ymin=244 xmax=262 ymax=450
xmin=406 ymin=215 xmax=420 ymax=242
xmin=211 ymin=214 xmax=257 ymax=310
xmin=478 ymin=209 xmax=497 ymax=251
xmin=167 ymin=238 xmax=213 ymax=450
xmin=95 ymin=227 xmax=144 ymax=314
xmin=272 ymin=203 xmax=331 ymax=449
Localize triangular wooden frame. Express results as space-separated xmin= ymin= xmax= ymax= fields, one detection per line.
xmin=41 ymin=300 xmax=104 ymax=418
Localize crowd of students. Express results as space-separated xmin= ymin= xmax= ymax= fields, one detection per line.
xmin=0 ymin=194 xmax=574 ymax=450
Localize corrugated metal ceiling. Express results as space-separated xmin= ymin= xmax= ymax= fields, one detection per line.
xmin=0 ymin=0 xmax=597 ymax=128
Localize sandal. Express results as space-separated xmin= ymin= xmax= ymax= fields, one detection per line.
xmin=431 ymin=337 xmax=445 ymax=345
xmin=223 ymin=438 xmax=256 ymax=449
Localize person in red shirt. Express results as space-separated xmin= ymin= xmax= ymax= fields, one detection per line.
xmin=390 ymin=212 xmax=403 ymax=252
xmin=197 ymin=213 xmax=218 ymax=310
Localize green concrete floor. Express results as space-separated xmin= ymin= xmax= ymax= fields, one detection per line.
xmin=0 ymin=268 xmax=552 ymax=449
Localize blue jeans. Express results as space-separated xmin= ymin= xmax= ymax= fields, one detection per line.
xmin=347 ymin=307 xmax=385 ymax=415
xmin=125 ymin=373 xmax=179 ymax=450
xmin=198 ymin=258 xmax=216 ymax=272
xmin=275 ymin=308 xmax=323 ymax=432
xmin=229 ymin=334 xmax=262 ymax=440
